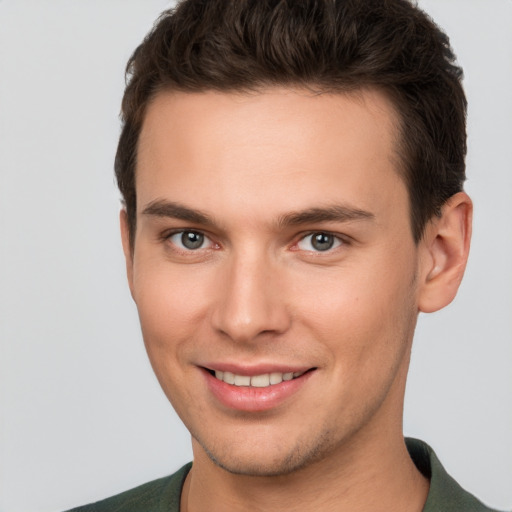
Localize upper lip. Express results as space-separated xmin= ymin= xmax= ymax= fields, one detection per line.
xmin=200 ymin=362 xmax=315 ymax=376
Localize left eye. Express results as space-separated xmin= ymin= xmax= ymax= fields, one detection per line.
xmin=297 ymin=232 xmax=342 ymax=252
xmin=169 ymin=231 xmax=212 ymax=250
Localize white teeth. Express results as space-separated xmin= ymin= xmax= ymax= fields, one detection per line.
xmin=251 ymin=374 xmax=270 ymax=387
xmin=223 ymin=371 xmax=235 ymax=384
xmin=213 ymin=370 xmax=305 ymax=387
xmin=269 ymin=372 xmax=283 ymax=385
xmin=234 ymin=375 xmax=251 ymax=386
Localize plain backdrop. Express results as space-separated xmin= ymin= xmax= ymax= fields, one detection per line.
xmin=1 ymin=1 xmax=511 ymax=511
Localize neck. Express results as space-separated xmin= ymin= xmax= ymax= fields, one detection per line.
xmin=182 ymin=431 xmax=428 ymax=512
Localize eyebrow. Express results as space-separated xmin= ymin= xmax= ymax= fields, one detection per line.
xmin=277 ymin=205 xmax=375 ymax=227
xmin=142 ymin=200 xmax=375 ymax=228
xmin=142 ymin=200 xmax=216 ymax=226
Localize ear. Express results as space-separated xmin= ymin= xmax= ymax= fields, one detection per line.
xmin=417 ymin=192 xmax=473 ymax=313
xmin=120 ymin=209 xmax=135 ymax=298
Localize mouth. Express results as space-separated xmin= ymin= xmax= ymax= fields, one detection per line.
xmin=201 ymin=365 xmax=317 ymax=411
xmin=207 ymin=369 xmax=309 ymax=388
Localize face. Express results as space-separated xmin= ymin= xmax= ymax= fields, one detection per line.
xmin=124 ymin=88 xmax=424 ymax=476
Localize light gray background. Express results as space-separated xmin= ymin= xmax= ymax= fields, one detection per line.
xmin=1 ymin=1 xmax=511 ymax=511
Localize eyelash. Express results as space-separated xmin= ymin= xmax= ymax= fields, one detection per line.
xmin=294 ymin=231 xmax=345 ymax=253
xmin=161 ymin=230 xmax=348 ymax=255
xmin=163 ymin=230 xmax=216 ymax=252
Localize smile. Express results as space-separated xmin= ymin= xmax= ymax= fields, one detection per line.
xmin=204 ymin=366 xmax=316 ymax=411
xmin=213 ymin=370 xmax=306 ymax=388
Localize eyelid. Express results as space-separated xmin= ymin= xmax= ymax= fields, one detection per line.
xmin=162 ymin=228 xmax=217 ymax=251
xmin=159 ymin=228 xmax=349 ymax=253
xmin=294 ymin=231 xmax=347 ymax=252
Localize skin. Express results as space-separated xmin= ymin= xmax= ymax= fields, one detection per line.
xmin=121 ymin=88 xmax=472 ymax=511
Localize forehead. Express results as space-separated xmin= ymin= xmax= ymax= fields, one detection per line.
xmin=136 ymin=87 xmax=405 ymax=225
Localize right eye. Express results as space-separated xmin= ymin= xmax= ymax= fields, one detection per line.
xmin=296 ymin=232 xmax=343 ymax=252
xmin=168 ymin=231 xmax=213 ymax=251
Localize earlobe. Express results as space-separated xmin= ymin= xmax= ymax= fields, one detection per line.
xmin=417 ymin=192 xmax=473 ymax=313
xmin=120 ymin=209 xmax=135 ymax=298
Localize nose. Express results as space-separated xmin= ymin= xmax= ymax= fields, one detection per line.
xmin=211 ymin=250 xmax=291 ymax=343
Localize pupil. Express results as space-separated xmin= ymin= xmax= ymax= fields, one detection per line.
xmin=182 ymin=231 xmax=204 ymax=249
xmin=312 ymin=233 xmax=333 ymax=251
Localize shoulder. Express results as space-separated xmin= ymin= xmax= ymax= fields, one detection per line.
xmin=64 ymin=462 xmax=191 ymax=512
xmin=406 ymin=438 xmax=506 ymax=512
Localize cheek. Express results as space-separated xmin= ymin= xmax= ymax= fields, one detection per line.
xmin=131 ymin=259 xmax=213 ymax=357
xmin=131 ymin=261 xmax=213 ymax=411
xmin=291 ymin=254 xmax=418 ymax=356
xmin=293 ymin=261 xmax=417 ymax=417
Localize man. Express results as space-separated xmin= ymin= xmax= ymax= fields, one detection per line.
xmin=67 ymin=1 xmax=501 ymax=510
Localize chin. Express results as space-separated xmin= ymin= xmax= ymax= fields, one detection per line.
xmin=195 ymin=429 xmax=335 ymax=477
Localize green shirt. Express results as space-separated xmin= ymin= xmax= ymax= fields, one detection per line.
xmin=66 ymin=438 xmax=503 ymax=511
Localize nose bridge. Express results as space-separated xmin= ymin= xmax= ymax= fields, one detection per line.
xmin=212 ymin=244 xmax=289 ymax=342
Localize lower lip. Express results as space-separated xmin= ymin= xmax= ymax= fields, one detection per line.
xmin=203 ymin=369 xmax=314 ymax=412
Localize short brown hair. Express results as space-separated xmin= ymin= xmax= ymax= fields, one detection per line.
xmin=116 ymin=0 xmax=467 ymax=246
